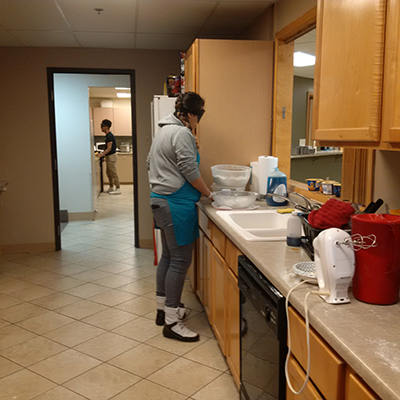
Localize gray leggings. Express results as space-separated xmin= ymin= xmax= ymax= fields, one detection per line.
xmin=150 ymin=198 xmax=194 ymax=308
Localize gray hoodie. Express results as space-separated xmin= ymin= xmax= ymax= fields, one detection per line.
xmin=146 ymin=113 xmax=200 ymax=195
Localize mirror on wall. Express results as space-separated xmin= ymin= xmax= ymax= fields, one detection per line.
xmin=290 ymin=29 xmax=343 ymax=184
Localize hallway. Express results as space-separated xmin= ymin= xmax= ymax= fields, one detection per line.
xmin=0 ymin=186 xmax=238 ymax=399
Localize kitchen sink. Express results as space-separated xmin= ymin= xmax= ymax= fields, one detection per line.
xmin=216 ymin=209 xmax=291 ymax=241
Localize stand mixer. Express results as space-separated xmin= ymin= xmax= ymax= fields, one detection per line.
xmin=313 ymin=228 xmax=355 ymax=304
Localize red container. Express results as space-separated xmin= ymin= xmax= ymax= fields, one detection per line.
xmin=351 ymin=214 xmax=400 ymax=305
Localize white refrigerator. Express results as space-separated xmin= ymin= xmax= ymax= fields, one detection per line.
xmin=151 ymin=95 xmax=176 ymax=139
xmin=150 ymin=95 xmax=176 ymax=264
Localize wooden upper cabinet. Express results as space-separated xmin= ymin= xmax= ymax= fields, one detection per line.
xmin=313 ymin=0 xmax=386 ymax=145
xmin=185 ymin=39 xmax=274 ymax=187
xmin=113 ymin=107 xmax=132 ymax=136
xmin=381 ymin=0 xmax=400 ymax=147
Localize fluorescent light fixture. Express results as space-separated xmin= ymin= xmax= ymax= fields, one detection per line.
xmin=116 ymin=92 xmax=131 ymax=98
xmin=293 ymin=52 xmax=316 ymax=67
xmin=115 ymin=87 xmax=130 ymax=91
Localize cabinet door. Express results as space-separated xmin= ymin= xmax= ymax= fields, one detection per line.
xmin=185 ymin=39 xmax=198 ymax=92
xmin=225 ymin=266 xmax=240 ymax=389
xmin=196 ymin=230 xmax=205 ymax=304
xmin=286 ymin=356 xmax=322 ymax=400
xmin=225 ymin=238 xmax=242 ymax=276
xmin=381 ymin=0 xmax=400 ymax=145
xmin=211 ymin=245 xmax=226 ymax=355
xmin=93 ymin=108 xmax=114 ymax=136
xmin=345 ymin=368 xmax=380 ymax=400
xmin=113 ymin=107 xmax=132 ymax=136
xmin=203 ymin=235 xmax=212 ymax=322
xmin=313 ymin=0 xmax=386 ymax=144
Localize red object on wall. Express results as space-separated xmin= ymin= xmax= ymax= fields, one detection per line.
xmin=351 ymin=214 xmax=400 ymax=305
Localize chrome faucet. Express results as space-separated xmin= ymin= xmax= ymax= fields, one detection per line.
xmin=266 ymin=190 xmax=319 ymax=213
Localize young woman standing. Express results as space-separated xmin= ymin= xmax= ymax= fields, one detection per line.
xmin=146 ymin=92 xmax=212 ymax=342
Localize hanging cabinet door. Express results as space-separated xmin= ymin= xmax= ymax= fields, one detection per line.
xmin=381 ymin=0 xmax=400 ymax=145
xmin=313 ymin=0 xmax=386 ymax=144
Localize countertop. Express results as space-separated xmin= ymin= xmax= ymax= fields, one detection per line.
xmin=198 ymin=199 xmax=400 ymax=400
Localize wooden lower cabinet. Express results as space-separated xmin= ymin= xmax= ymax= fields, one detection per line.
xmin=197 ymin=213 xmax=241 ymax=389
xmin=103 ymin=153 xmax=133 ymax=184
xmin=286 ymin=356 xmax=322 ymax=400
xmin=211 ymin=246 xmax=226 ymax=354
xmin=288 ymin=307 xmax=381 ymax=400
xmin=225 ymin=265 xmax=240 ymax=388
xmin=345 ymin=368 xmax=379 ymax=400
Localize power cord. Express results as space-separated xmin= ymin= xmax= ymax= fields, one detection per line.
xmin=285 ymin=280 xmax=330 ymax=394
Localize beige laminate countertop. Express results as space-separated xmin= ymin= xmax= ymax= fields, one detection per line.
xmin=198 ymin=199 xmax=400 ymax=400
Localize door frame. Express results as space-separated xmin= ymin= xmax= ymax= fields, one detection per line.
xmin=47 ymin=67 xmax=139 ymax=250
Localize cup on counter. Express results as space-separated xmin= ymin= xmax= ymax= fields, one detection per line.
xmin=333 ymin=183 xmax=341 ymax=197
xmin=321 ymin=180 xmax=336 ymax=195
xmin=306 ymin=178 xmax=322 ymax=191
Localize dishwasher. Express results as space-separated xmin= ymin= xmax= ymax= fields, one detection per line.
xmin=238 ymin=255 xmax=287 ymax=400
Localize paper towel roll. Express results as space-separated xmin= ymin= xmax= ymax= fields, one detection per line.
xmin=258 ymin=156 xmax=278 ymax=195
xmin=250 ymin=162 xmax=259 ymax=193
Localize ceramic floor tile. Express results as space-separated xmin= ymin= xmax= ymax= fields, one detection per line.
xmin=147 ymin=357 xmax=222 ymax=397
xmin=0 ymin=278 xmax=36 ymax=295
xmin=109 ymin=343 xmax=178 ymax=378
xmin=64 ymin=363 xmax=140 ymax=400
xmin=55 ymin=299 xmax=109 ymax=319
xmin=0 ymin=319 xmax=9 ymax=329
xmin=183 ymin=338 xmax=229 ymax=371
xmin=0 ymin=369 xmax=56 ymax=400
xmin=191 ymin=372 xmax=239 ymax=400
xmin=0 ymin=325 xmax=38 ymax=351
xmin=145 ymin=333 xmax=207 ymax=357
xmin=32 ymin=386 xmax=87 ymax=399
xmin=97 ymin=262 xmax=134 ymax=274
xmin=0 ymin=336 xmax=67 ymax=367
xmin=112 ymin=379 xmax=187 ymax=400
xmin=0 ymin=355 xmax=23 ymax=379
xmin=182 ymin=312 xmax=215 ymax=338
xmin=7 ymin=285 xmax=56 ymax=302
xmin=0 ymin=293 xmax=23 ymax=310
xmin=16 ymin=311 xmax=75 ymax=335
xmin=21 ymin=271 xmax=62 ymax=285
xmin=82 ymin=308 xmax=137 ymax=330
xmin=30 ymin=292 xmax=80 ymax=310
xmin=29 ymin=349 xmax=101 ymax=384
xmin=74 ymin=332 xmax=139 ymax=361
xmin=93 ymin=274 xmax=135 ymax=288
xmin=44 ymin=321 xmax=106 ymax=347
xmin=63 ymin=283 xmax=110 ymax=298
xmin=39 ymin=276 xmax=86 ymax=291
xmin=119 ymin=280 xmax=155 ymax=296
xmin=115 ymin=296 xmax=155 ymax=316
xmin=113 ymin=317 xmax=161 ymax=342
xmin=70 ymin=269 xmax=114 ymax=282
xmin=88 ymin=289 xmax=136 ymax=306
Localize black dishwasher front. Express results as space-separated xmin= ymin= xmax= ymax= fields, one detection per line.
xmin=238 ymin=255 xmax=287 ymax=400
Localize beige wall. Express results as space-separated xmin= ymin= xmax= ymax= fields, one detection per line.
xmin=0 ymin=47 xmax=179 ymax=252
xmin=274 ymin=0 xmax=317 ymax=34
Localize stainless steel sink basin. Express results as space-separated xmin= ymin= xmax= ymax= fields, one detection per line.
xmin=216 ymin=209 xmax=291 ymax=241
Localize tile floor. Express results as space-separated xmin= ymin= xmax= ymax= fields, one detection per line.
xmin=0 ymin=185 xmax=239 ymax=399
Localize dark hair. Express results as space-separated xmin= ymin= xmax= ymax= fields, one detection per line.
xmin=175 ymin=92 xmax=205 ymax=117
xmin=101 ymin=119 xmax=112 ymax=128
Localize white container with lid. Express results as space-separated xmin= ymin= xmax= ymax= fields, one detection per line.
xmin=286 ymin=211 xmax=302 ymax=247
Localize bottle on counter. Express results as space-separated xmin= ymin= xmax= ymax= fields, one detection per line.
xmin=266 ymin=167 xmax=288 ymax=206
xmin=287 ymin=211 xmax=302 ymax=247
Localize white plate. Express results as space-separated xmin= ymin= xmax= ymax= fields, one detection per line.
xmin=292 ymin=261 xmax=318 ymax=284
xmin=211 ymin=202 xmax=259 ymax=211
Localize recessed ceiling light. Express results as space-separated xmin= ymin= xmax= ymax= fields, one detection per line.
xmin=116 ymin=93 xmax=131 ymax=98
xmin=293 ymin=52 xmax=315 ymax=67
xmin=115 ymin=87 xmax=130 ymax=91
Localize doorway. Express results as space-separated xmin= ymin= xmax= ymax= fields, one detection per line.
xmin=47 ymin=68 xmax=139 ymax=250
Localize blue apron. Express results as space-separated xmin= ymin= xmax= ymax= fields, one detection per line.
xmin=151 ymin=154 xmax=201 ymax=246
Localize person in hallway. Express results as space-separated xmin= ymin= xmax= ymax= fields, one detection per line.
xmin=96 ymin=119 xmax=121 ymax=195
xmin=146 ymin=92 xmax=213 ymax=342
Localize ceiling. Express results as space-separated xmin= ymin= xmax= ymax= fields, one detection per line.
xmin=293 ymin=29 xmax=316 ymax=79
xmin=0 ymin=0 xmax=277 ymax=51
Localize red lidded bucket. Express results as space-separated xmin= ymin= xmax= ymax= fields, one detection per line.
xmin=351 ymin=214 xmax=400 ymax=305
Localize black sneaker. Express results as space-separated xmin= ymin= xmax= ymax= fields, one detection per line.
xmin=163 ymin=322 xmax=199 ymax=342
xmin=156 ymin=310 xmax=165 ymax=326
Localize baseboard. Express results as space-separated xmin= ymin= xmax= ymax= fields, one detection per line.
xmin=2 ymin=242 xmax=55 ymax=254
xmin=138 ymin=239 xmax=153 ymax=249
xmin=68 ymin=211 xmax=96 ymax=221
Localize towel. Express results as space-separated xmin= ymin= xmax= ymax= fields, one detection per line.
xmin=308 ymin=198 xmax=355 ymax=230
